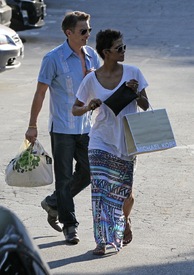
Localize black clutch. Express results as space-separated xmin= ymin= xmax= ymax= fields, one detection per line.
xmin=104 ymin=82 xmax=138 ymax=116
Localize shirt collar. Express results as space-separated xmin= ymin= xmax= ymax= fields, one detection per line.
xmin=62 ymin=40 xmax=92 ymax=60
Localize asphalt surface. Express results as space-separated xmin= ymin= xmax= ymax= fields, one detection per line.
xmin=0 ymin=0 xmax=194 ymax=274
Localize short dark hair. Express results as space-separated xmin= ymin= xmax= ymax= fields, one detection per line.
xmin=62 ymin=11 xmax=90 ymax=34
xmin=96 ymin=29 xmax=123 ymax=59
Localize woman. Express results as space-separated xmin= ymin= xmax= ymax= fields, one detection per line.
xmin=72 ymin=29 xmax=149 ymax=255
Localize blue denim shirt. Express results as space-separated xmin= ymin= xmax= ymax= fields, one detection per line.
xmin=38 ymin=40 xmax=100 ymax=134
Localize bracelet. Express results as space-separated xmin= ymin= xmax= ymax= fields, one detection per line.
xmin=28 ymin=125 xmax=37 ymax=129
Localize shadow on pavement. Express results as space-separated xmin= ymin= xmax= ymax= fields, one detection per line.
xmin=53 ymin=259 xmax=194 ymax=275
xmin=48 ymin=249 xmax=117 ymax=270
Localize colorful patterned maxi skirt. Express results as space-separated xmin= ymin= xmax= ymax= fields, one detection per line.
xmin=88 ymin=149 xmax=135 ymax=251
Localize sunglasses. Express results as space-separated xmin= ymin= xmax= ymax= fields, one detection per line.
xmin=80 ymin=28 xmax=92 ymax=35
xmin=114 ymin=44 xmax=126 ymax=53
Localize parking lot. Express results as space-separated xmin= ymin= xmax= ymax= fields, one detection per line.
xmin=0 ymin=0 xmax=194 ymax=274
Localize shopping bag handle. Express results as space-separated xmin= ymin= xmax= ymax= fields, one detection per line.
xmin=137 ymin=95 xmax=154 ymax=113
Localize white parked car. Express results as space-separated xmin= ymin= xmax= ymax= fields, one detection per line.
xmin=0 ymin=24 xmax=24 ymax=72
xmin=0 ymin=0 xmax=12 ymax=27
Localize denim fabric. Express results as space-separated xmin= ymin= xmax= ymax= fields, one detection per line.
xmin=47 ymin=132 xmax=90 ymax=227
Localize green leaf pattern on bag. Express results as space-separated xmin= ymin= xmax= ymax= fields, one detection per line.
xmin=13 ymin=146 xmax=40 ymax=173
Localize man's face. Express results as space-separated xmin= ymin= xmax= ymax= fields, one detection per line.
xmin=68 ymin=20 xmax=92 ymax=47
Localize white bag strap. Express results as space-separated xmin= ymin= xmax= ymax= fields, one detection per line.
xmin=137 ymin=95 xmax=154 ymax=113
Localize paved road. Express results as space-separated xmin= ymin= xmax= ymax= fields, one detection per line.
xmin=0 ymin=0 xmax=194 ymax=274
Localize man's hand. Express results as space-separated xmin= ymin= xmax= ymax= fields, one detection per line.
xmin=25 ymin=127 xmax=37 ymax=145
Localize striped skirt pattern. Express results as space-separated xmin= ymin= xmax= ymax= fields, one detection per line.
xmin=88 ymin=149 xmax=135 ymax=251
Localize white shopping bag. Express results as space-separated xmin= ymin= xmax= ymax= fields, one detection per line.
xmin=123 ymin=109 xmax=176 ymax=156
xmin=5 ymin=140 xmax=53 ymax=187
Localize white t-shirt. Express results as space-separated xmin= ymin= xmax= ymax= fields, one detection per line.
xmin=76 ymin=64 xmax=148 ymax=160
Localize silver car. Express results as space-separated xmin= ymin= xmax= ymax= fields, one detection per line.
xmin=0 ymin=24 xmax=24 ymax=71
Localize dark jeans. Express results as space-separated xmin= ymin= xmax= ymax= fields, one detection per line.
xmin=46 ymin=133 xmax=90 ymax=228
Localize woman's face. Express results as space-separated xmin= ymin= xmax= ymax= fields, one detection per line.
xmin=107 ymin=38 xmax=126 ymax=62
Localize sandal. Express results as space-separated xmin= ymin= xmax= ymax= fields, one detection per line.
xmin=123 ymin=218 xmax=133 ymax=245
xmin=93 ymin=243 xmax=106 ymax=255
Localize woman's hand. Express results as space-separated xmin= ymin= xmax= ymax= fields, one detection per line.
xmin=88 ymin=98 xmax=102 ymax=111
xmin=72 ymin=98 xmax=102 ymax=116
xmin=125 ymin=80 xmax=149 ymax=111
xmin=125 ymin=79 xmax=139 ymax=92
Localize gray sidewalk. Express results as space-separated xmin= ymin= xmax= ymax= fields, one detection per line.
xmin=0 ymin=0 xmax=194 ymax=274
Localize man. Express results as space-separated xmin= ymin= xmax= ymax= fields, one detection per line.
xmin=25 ymin=11 xmax=100 ymax=244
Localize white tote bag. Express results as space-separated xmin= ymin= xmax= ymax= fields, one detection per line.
xmin=5 ymin=140 xmax=53 ymax=187
xmin=123 ymin=109 xmax=176 ymax=156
